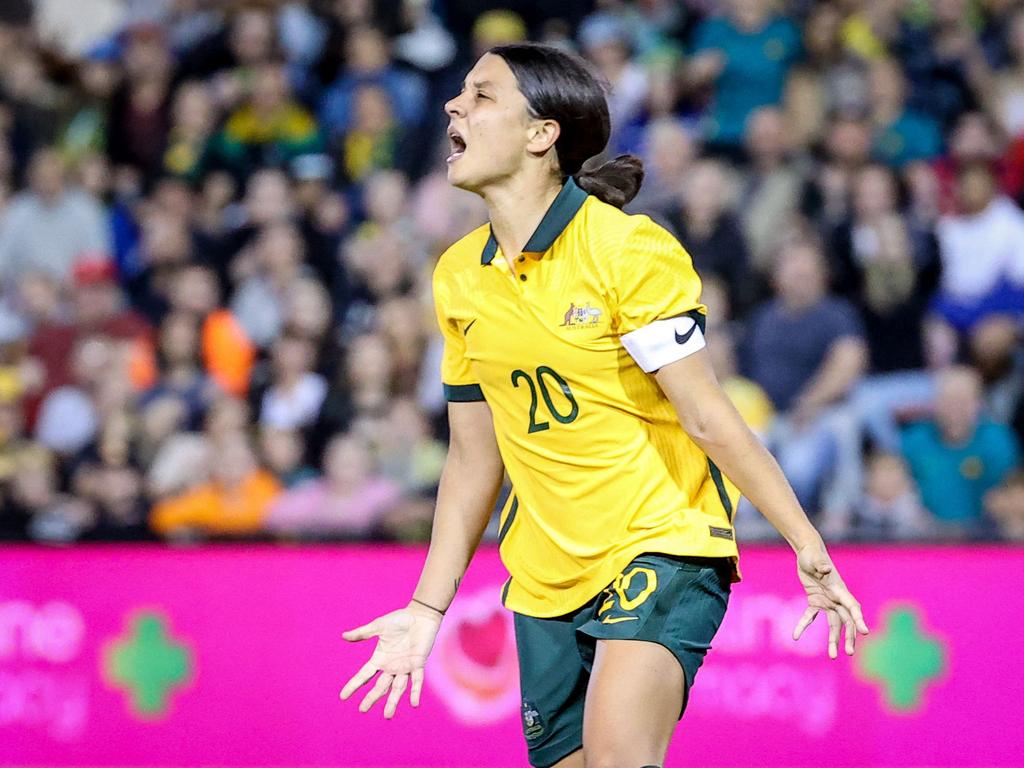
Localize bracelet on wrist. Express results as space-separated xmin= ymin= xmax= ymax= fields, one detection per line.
xmin=410 ymin=597 xmax=446 ymax=616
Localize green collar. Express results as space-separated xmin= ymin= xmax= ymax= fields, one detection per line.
xmin=480 ymin=177 xmax=588 ymax=265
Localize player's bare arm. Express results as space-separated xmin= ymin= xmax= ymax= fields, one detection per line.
xmin=655 ymin=347 xmax=869 ymax=658
xmin=340 ymin=400 xmax=504 ymax=717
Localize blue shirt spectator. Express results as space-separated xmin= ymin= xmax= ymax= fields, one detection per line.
xmin=869 ymin=57 xmax=943 ymax=167
xmin=318 ymin=25 xmax=427 ymax=143
xmin=902 ymin=367 xmax=1021 ymax=530
xmin=691 ymin=7 xmax=800 ymax=149
xmin=873 ymin=109 xmax=943 ymax=167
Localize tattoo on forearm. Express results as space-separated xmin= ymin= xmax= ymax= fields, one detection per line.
xmin=453 ymin=577 xmax=461 ymax=594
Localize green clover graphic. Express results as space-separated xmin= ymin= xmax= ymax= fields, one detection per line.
xmin=102 ymin=610 xmax=193 ymax=719
xmin=855 ymin=603 xmax=946 ymax=713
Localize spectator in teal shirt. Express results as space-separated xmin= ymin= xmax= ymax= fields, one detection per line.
xmin=870 ymin=58 xmax=943 ymax=167
xmin=689 ymin=0 xmax=801 ymax=151
xmin=902 ymin=366 xmax=1020 ymax=535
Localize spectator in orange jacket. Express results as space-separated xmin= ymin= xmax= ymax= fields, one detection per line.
xmin=150 ymin=431 xmax=280 ymax=538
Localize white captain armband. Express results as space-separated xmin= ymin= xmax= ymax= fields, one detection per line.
xmin=620 ymin=314 xmax=706 ymax=373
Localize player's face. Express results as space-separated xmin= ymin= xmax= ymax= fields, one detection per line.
xmin=443 ymin=54 xmax=534 ymax=193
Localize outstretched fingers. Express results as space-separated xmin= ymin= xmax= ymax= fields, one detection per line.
xmin=837 ymin=588 xmax=869 ymax=636
xmin=342 ymin=619 xmax=381 ymax=642
xmin=825 ymin=608 xmax=840 ymax=659
xmin=359 ymin=672 xmax=394 ymax=713
xmin=792 ymin=606 xmax=819 ymax=641
xmin=383 ymin=674 xmax=409 ymax=719
xmin=340 ymin=659 xmax=379 ymax=701
xmin=410 ymin=667 xmax=424 ymax=707
xmin=835 ymin=603 xmax=857 ymax=656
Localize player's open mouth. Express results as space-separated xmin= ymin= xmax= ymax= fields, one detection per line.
xmin=447 ymin=130 xmax=466 ymax=163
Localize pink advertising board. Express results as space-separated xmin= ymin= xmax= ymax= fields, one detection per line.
xmin=0 ymin=544 xmax=1020 ymax=767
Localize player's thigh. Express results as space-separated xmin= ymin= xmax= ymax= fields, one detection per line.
xmin=581 ymin=638 xmax=684 ymax=768
xmin=576 ymin=553 xmax=733 ymax=767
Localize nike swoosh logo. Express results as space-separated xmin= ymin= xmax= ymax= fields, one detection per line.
xmin=463 ymin=319 xmax=477 ymax=335
xmin=601 ymin=616 xmax=639 ymax=624
xmin=674 ymin=321 xmax=697 ymax=345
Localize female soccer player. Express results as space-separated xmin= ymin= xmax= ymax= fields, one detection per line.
xmin=340 ymin=43 xmax=868 ymax=768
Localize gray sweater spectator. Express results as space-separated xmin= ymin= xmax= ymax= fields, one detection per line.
xmin=0 ymin=149 xmax=111 ymax=285
xmin=745 ymin=241 xmax=868 ymax=415
xmin=744 ymin=240 xmax=868 ymax=517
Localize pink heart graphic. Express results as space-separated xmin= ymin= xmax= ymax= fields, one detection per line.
xmin=456 ymin=610 xmax=506 ymax=668
xmin=426 ymin=585 xmax=520 ymax=724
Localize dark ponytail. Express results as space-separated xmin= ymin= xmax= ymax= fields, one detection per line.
xmin=489 ymin=43 xmax=644 ymax=208
xmin=574 ymin=154 xmax=644 ymax=209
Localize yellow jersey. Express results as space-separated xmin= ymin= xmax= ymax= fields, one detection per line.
xmin=433 ymin=178 xmax=740 ymax=618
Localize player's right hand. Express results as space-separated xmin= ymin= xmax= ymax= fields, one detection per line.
xmin=339 ymin=602 xmax=443 ymax=719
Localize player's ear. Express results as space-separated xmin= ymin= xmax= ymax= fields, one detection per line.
xmin=526 ymin=118 xmax=560 ymax=154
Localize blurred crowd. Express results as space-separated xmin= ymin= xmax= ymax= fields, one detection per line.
xmin=0 ymin=0 xmax=1021 ymax=547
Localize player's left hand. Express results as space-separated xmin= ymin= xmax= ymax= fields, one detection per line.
xmin=792 ymin=541 xmax=869 ymax=659
xmin=339 ymin=602 xmax=442 ymax=718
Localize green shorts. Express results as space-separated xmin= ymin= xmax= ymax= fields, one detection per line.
xmin=513 ymin=553 xmax=731 ymax=768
